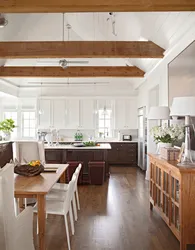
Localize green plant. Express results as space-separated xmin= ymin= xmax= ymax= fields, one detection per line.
xmin=0 ymin=119 xmax=16 ymax=133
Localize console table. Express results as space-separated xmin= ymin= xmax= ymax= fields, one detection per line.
xmin=148 ymin=153 xmax=195 ymax=250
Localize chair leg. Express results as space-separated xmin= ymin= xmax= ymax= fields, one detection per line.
xmin=69 ymin=205 xmax=75 ymax=235
xmin=37 ymin=215 xmax=39 ymax=235
xmin=24 ymin=198 xmax=27 ymax=208
xmin=72 ymin=194 xmax=78 ymax=221
xmin=64 ymin=214 xmax=71 ymax=250
xmin=75 ymin=188 xmax=80 ymax=210
xmin=14 ymin=198 xmax=20 ymax=215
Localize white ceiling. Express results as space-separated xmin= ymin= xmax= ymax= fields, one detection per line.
xmin=0 ymin=12 xmax=195 ymax=94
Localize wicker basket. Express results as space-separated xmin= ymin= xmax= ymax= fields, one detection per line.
xmin=14 ymin=164 xmax=44 ymax=177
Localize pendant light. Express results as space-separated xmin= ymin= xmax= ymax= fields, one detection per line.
xmin=38 ymin=83 xmax=44 ymax=115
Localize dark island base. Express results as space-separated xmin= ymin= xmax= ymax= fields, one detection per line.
xmin=45 ymin=142 xmax=138 ymax=184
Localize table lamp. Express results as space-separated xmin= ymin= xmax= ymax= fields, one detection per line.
xmin=148 ymin=106 xmax=170 ymax=126
xmin=170 ymin=96 xmax=195 ymax=166
xmin=147 ymin=106 xmax=170 ymax=120
xmin=148 ymin=106 xmax=170 ymax=154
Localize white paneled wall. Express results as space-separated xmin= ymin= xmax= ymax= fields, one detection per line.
xmin=137 ymin=19 xmax=195 ymax=179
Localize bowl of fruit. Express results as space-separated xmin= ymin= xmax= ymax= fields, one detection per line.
xmin=14 ymin=160 xmax=44 ymax=177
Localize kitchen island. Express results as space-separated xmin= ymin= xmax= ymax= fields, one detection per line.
xmin=45 ymin=143 xmax=111 ymax=183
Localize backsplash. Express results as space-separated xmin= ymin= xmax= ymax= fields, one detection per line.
xmin=54 ymin=129 xmax=138 ymax=142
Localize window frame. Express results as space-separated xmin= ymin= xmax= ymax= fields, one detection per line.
xmin=21 ymin=110 xmax=37 ymax=139
xmin=97 ymin=108 xmax=113 ymax=138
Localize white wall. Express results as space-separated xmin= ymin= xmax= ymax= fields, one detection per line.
xmin=138 ymin=22 xmax=195 ymax=179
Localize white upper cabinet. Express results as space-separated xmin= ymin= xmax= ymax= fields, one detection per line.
xmin=115 ymin=99 xmax=138 ymax=129
xmin=126 ymin=99 xmax=138 ymax=129
xmin=52 ymin=99 xmax=66 ymax=129
xmin=80 ymin=99 xmax=95 ymax=129
xmin=38 ymin=97 xmax=137 ymax=131
xmin=115 ymin=99 xmax=126 ymax=129
xmin=38 ymin=99 xmax=51 ymax=128
xmin=65 ymin=99 xmax=80 ymax=129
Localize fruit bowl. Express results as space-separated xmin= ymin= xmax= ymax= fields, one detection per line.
xmin=14 ymin=160 xmax=44 ymax=177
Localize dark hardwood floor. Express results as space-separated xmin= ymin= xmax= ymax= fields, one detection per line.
xmin=34 ymin=167 xmax=180 ymax=250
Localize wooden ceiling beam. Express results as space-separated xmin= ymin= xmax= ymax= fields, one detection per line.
xmin=0 ymin=66 xmax=145 ymax=78
xmin=0 ymin=0 xmax=194 ymax=12
xmin=0 ymin=41 xmax=164 ymax=59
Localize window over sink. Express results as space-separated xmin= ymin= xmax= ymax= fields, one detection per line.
xmin=97 ymin=108 xmax=112 ymax=138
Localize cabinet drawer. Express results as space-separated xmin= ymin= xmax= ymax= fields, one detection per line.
xmin=45 ymin=149 xmax=63 ymax=163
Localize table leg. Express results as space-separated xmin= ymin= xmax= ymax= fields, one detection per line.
xmin=60 ymin=171 xmax=66 ymax=183
xmin=37 ymin=195 xmax=46 ymax=250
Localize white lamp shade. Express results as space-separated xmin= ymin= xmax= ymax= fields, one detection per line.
xmin=170 ymin=96 xmax=195 ymax=117
xmin=147 ymin=106 xmax=170 ymax=120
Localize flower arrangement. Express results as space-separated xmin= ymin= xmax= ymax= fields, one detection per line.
xmin=150 ymin=124 xmax=184 ymax=144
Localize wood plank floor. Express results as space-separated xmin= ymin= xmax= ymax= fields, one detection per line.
xmin=34 ymin=167 xmax=180 ymax=250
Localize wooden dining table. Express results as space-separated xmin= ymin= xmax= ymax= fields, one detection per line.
xmin=14 ymin=164 xmax=69 ymax=250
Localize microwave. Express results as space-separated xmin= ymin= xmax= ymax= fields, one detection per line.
xmin=123 ymin=135 xmax=132 ymax=141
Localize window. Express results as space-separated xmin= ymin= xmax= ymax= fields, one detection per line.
xmin=3 ymin=111 xmax=18 ymax=138
xmin=98 ymin=108 xmax=112 ymax=138
xmin=22 ymin=111 xmax=36 ymax=138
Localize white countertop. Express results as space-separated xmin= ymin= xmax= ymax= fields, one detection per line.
xmin=45 ymin=143 xmax=111 ymax=150
xmin=0 ymin=141 xmax=11 ymax=144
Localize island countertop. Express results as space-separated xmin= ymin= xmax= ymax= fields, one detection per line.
xmin=44 ymin=143 xmax=111 ymax=150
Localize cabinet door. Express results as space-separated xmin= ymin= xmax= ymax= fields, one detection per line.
xmin=108 ymin=143 xmax=120 ymax=163
xmin=66 ymin=99 xmax=80 ymax=129
xmin=115 ymin=100 xmax=126 ymax=129
xmin=53 ymin=100 xmax=66 ymax=129
xmin=38 ymin=99 xmax=51 ymax=128
xmin=80 ymin=99 xmax=95 ymax=129
xmin=126 ymin=99 xmax=138 ymax=129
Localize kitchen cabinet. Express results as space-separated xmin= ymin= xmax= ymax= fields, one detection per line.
xmin=45 ymin=148 xmax=109 ymax=184
xmin=108 ymin=142 xmax=137 ymax=165
xmin=38 ymin=99 xmax=51 ymax=128
xmin=79 ymin=99 xmax=95 ymax=129
xmin=65 ymin=99 xmax=80 ymax=129
xmin=115 ymin=99 xmax=137 ymax=129
xmin=53 ymin=99 xmax=66 ymax=128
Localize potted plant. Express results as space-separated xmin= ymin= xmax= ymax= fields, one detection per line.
xmin=0 ymin=118 xmax=16 ymax=140
xmin=150 ymin=124 xmax=184 ymax=153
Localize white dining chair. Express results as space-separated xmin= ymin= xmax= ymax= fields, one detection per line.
xmin=33 ymin=173 xmax=76 ymax=250
xmin=47 ymin=164 xmax=82 ymax=221
xmin=0 ymin=164 xmax=35 ymax=250
xmin=13 ymin=141 xmax=45 ymax=208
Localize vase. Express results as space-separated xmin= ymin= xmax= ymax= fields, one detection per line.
xmin=157 ymin=142 xmax=172 ymax=154
xmin=3 ymin=131 xmax=11 ymax=141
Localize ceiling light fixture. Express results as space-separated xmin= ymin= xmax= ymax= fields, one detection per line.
xmin=107 ymin=12 xmax=117 ymax=36
xmin=38 ymin=83 xmax=44 ymax=115
xmin=0 ymin=14 xmax=8 ymax=28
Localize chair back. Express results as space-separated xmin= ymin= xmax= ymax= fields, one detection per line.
xmin=0 ymin=164 xmax=16 ymax=250
xmin=13 ymin=141 xmax=45 ymax=164
xmin=74 ymin=164 xmax=82 ymax=191
xmin=64 ymin=174 xmax=76 ymax=213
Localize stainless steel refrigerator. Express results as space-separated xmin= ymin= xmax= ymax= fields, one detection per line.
xmin=138 ymin=107 xmax=147 ymax=170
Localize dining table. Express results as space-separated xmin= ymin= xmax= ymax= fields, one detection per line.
xmin=14 ymin=164 xmax=69 ymax=250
